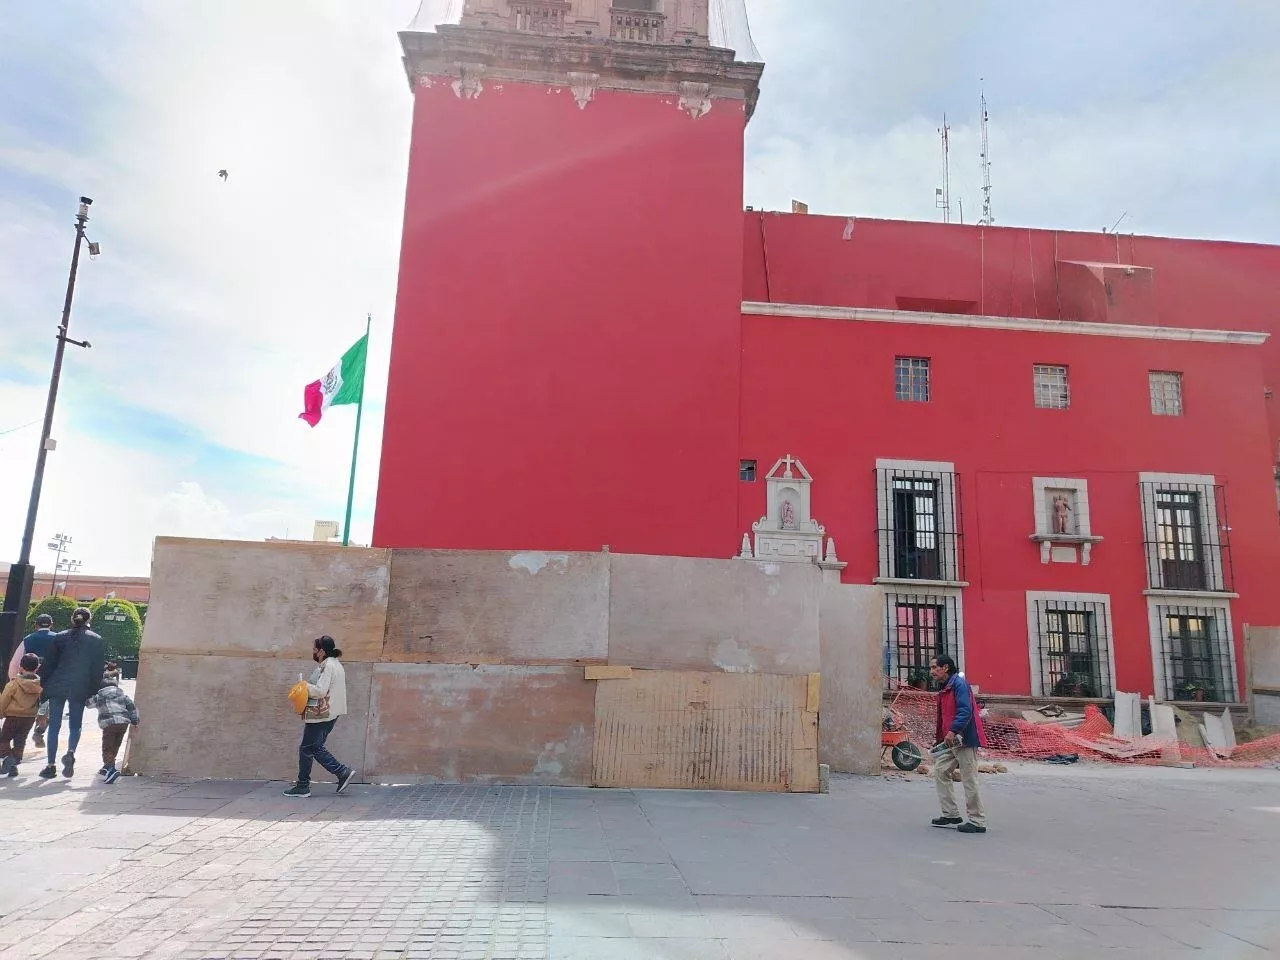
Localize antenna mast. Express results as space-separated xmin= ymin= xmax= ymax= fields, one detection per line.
xmin=979 ymin=88 xmax=995 ymax=226
xmin=936 ymin=114 xmax=952 ymax=223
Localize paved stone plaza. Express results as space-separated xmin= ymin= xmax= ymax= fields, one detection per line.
xmin=1 ymin=740 xmax=1278 ymax=959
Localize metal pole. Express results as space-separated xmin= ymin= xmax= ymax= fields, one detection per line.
xmin=19 ymin=199 xmax=90 ymax=566
xmin=1 ymin=198 xmax=93 ymax=667
xmin=341 ymin=314 xmax=371 ymax=547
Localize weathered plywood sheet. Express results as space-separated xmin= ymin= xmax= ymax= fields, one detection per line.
xmin=607 ymin=555 xmax=820 ymax=675
xmin=364 ymin=663 xmax=594 ymax=785
xmin=383 ymin=550 xmax=608 ymax=664
xmin=592 ymin=670 xmax=818 ymax=793
xmin=145 ymin=538 xmax=391 ymax=661
xmin=130 ymin=652 xmax=372 ymax=781
xmin=817 ymin=583 xmax=885 ymax=775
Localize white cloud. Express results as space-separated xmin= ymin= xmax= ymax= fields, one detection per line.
xmin=3 ymin=0 xmax=1278 ymax=579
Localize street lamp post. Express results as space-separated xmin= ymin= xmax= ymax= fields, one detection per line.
xmin=0 ymin=198 xmax=97 ymax=665
xmin=47 ymin=532 xmax=72 ymax=596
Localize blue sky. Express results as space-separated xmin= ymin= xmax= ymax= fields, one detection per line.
xmin=2 ymin=0 xmax=1278 ymax=575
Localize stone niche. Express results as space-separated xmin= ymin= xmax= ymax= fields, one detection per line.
xmin=739 ymin=455 xmax=846 ymax=582
xmin=1030 ymin=477 xmax=1102 ymax=565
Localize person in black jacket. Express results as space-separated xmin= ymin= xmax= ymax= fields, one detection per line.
xmin=37 ymin=607 xmax=106 ymax=780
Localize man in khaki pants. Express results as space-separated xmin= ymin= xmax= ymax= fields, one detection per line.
xmin=930 ymin=655 xmax=988 ymax=834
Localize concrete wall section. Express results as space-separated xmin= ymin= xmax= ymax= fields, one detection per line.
xmin=818 ymin=583 xmax=886 ymax=775
xmin=145 ymin=538 xmax=391 ymax=661
xmin=130 ymin=653 xmax=373 ymax=782
xmin=364 ymin=664 xmax=594 ymax=785
xmin=607 ymin=555 xmax=820 ymax=675
xmin=383 ymin=550 xmax=608 ymax=664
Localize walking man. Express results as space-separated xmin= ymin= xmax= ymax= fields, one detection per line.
xmin=8 ymin=613 xmax=58 ymax=748
xmin=37 ymin=607 xmax=105 ymax=779
xmin=930 ymin=654 xmax=988 ymax=834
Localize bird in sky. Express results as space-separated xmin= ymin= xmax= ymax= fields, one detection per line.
xmin=217 ymin=169 xmax=229 ymax=182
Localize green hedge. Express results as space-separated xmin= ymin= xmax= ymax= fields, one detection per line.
xmin=88 ymin=598 xmax=144 ymax=661
xmin=26 ymin=595 xmax=78 ymax=632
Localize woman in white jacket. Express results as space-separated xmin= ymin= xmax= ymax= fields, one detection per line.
xmin=283 ymin=636 xmax=354 ymax=797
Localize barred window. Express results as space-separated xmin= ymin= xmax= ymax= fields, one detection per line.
xmin=1029 ymin=595 xmax=1114 ymax=698
xmin=884 ymin=593 xmax=961 ymax=691
xmin=1140 ymin=477 xmax=1233 ymax=592
xmin=739 ymin=460 xmax=757 ymax=482
xmin=1033 ymin=364 xmax=1070 ymax=409
xmin=1157 ymin=605 xmax=1236 ymax=703
xmin=1150 ymin=371 xmax=1184 ymax=416
xmin=876 ymin=464 xmax=964 ymax=582
xmin=895 ymin=357 xmax=931 ymax=402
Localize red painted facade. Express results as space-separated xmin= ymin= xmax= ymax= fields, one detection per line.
xmin=377 ymin=24 xmax=1280 ymax=700
xmin=376 ymin=79 xmax=749 ymax=559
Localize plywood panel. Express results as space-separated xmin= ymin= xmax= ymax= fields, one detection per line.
xmin=383 ymin=550 xmax=608 ymax=664
xmin=130 ymin=652 xmax=372 ymax=781
xmin=365 ymin=663 xmax=594 ymax=785
xmin=607 ymin=554 xmax=821 ymax=674
xmin=592 ymin=670 xmax=818 ymax=793
xmin=145 ymin=538 xmax=391 ymax=662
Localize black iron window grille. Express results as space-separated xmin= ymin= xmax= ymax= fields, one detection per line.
xmin=1157 ymin=605 xmax=1236 ymax=703
xmin=877 ymin=467 xmax=964 ymax=581
xmin=884 ymin=593 xmax=960 ymax=691
xmin=895 ymin=357 xmax=931 ymax=402
xmin=1032 ymin=599 xmax=1113 ymax=698
xmin=1140 ymin=481 xmax=1233 ymax=592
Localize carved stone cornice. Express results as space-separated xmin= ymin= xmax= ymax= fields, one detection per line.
xmin=399 ymin=26 xmax=764 ymax=120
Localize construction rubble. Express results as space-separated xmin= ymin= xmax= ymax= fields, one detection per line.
xmin=885 ymin=686 xmax=1280 ymax=770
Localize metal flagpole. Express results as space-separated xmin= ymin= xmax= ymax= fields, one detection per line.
xmin=341 ymin=314 xmax=370 ymax=547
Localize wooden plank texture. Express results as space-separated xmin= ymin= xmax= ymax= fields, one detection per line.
xmin=592 ymin=670 xmax=818 ymax=793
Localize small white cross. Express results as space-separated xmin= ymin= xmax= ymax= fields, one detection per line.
xmin=782 ymin=454 xmax=795 ymax=478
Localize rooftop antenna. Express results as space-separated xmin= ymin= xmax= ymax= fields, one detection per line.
xmin=978 ymin=85 xmax=995 ymax=226
xmin=936 ymin=114 xmax=952 ymax=224
xmin=1103 ymin=211 xmax=1129 ymax=234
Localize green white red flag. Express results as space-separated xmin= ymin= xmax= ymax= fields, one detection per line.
xmin=299 ymin=334 xmax=367 ymax=427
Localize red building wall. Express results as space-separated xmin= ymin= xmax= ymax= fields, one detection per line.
xmin=375 ymin=79 xmax=750 ymax=558
xmin=738 ymin=315 xmax=1279 ymax=696
xmin=738 ymin=213 xmax=1280 ymax=697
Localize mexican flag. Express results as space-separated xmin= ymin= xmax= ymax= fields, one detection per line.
xmin=299 ymin=333 xmax=367 ymax=427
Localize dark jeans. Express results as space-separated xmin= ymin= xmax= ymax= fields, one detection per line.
xmin=46 ymin=698 xmax=85 ymax=766
xmin=298 ymin=719 xmax=345 ymax=786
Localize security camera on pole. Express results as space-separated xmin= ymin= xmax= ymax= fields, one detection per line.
xmin=0 ymin=197 xmax=99 ymax=667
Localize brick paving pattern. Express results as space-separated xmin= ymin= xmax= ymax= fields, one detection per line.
xmin=1 ymin=749 xmax=1278 ymax=959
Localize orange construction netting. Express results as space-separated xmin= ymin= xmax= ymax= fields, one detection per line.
xmin=884 ymin=682 xmax=1280 ymax=769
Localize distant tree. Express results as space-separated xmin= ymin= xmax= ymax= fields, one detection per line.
xmin=88 ymin=598 xmax=144 ymax=660
xmin=26 ymin=595 xmax=78 ymax=632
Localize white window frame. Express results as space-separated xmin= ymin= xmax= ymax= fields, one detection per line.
xmin=875 ymin=458 xmax=964 ymax=585
xmin=884 ymin=588 xmax=966 ymax=683
xmin=1138 ymin=472 xmax=1228 ymax=595
xmin=1025 ymin=591 xmax=1116 ymax=698
xmin=1149 ymin=371 xmax=1184 ymax=417
xmin=1033 ymin=364 xmax=1071 ymax=409
xmin=1146 ymin=596 xmax=1239 ymax=704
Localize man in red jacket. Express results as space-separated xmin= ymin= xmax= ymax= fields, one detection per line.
xmin=930 ymin=654 xmax=988 ymax=834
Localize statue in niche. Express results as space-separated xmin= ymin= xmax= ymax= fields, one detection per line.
xmin=780 ymin=498 xmax=798 ymax=531
xmin=1052 ymin=494 xmax=1073 ymax=535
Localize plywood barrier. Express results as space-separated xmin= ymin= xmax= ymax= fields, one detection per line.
xmin=590 ymin=670 xmax=819 ymax=792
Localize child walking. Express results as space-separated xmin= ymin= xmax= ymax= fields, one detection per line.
xmin=0 ymin=653 xmax=43 ymax=776
xmin=86 ymin=664 xmax=139 ymax=784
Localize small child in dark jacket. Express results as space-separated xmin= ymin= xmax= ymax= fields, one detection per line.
xmin=86 ymin=664 xmax=139 ymax=784
xmin=0 ymin=653 xmax=43 ymax=776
